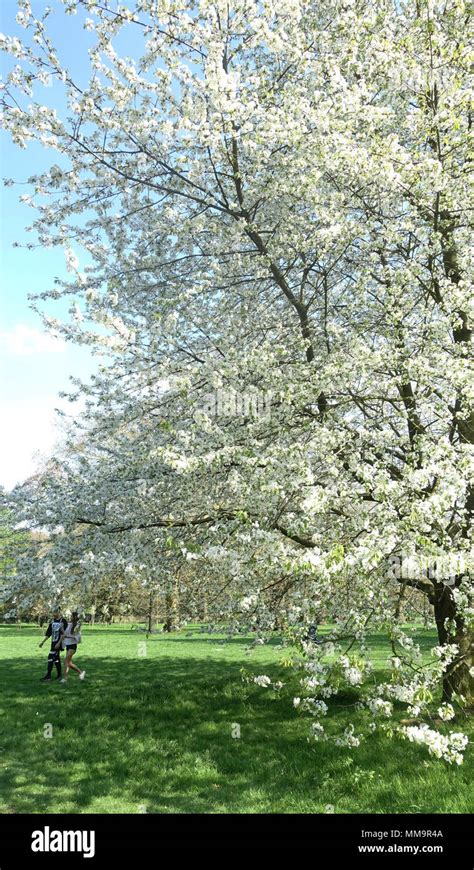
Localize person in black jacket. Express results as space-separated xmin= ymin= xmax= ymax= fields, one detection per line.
xmin=305 ymin=612 xmax=325 ymax=645
xmin=39 ymin=608 xmax=67 ymax=682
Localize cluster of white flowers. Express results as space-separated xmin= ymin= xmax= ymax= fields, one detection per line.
xmin=301 ymin=659 xmax=334 ymax=697
xmin=239 ymin=594 xmax=258 ymax=612
xmin=366 ymin=698 xmax=393 ymax=718
xmin=338 ymin=656 xmax=367 ymax=686
xmin=312 ymin=699 xmax=329 ymax=716
xmin=401 ymin=725 xmax=468 ymax=765
xmin=253 ymin=675 xmax=272 ymax=688
xmin=383 ymin=681 xmax=427 ymax=706
xmin=437 ymin=703 xmax=455 ymax=722
xmin=295 ymin=697 xmax=329 ymax=716
xmin=407 ymin=705 xmax=421 ymax=717
xmin=334 ymin=724 xmax=360 ymax=748
xmin=345 ymin=666 xmax=364 ymax=686
xmin=432 ymin=644 xmax=460 ymax=664
xmin=64 ymin=247 xmax=79 ymax=273
xmin=391 ymin=631 xmax=423 ymax=665
xmin=310 ymin=722 xmax=326 ymax=741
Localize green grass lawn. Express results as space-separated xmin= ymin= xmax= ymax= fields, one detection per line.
xmin=0 ymin=623 xmax=472 ymax=814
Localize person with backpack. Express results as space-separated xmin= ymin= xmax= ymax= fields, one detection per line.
xmin=39 ymin=607 xmax=68 ymax=682
xmin=55 ymin=611 xmax=86 ymax=683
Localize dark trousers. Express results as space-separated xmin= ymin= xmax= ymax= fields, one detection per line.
xmin=46 ymin=644 xmax=62 ymax=678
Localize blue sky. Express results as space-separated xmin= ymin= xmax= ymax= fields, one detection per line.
xmin=0 ymin=1 xmax=110 ymax=489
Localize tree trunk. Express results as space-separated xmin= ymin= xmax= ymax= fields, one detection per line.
xmin=147 ymin=590 xmax=155 ymax=634
xmin=394 ymin=581 xmax=407 ymax=622
xmin=433 ymin=583 xmax=473 ymax=707
xmin=272 ymin=614 xmax=286 ymax=631
xmin=200 ymin=590 xmax=208 ymax=622
xmin=162 ymin=582 xmax=178 ymax=632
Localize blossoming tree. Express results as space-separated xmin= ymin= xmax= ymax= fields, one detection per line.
xmin=1 ymin=0 xmax=472 ymax=761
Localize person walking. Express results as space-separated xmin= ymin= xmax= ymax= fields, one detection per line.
xmin=39 ymin=607 xmax=67 ymax=682
xmin=56 ymin=611 xmax=86 ymax=683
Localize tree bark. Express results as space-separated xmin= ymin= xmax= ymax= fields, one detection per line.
xmin=147 ymin=590 xmax=155 ymax=634
xmin=200 ymin=589 xmax=208 ymax=621
xmin=162 ymin=580 xmax=179 ymax=632
xmin=433 ymin=583 xmax=473 ymax=706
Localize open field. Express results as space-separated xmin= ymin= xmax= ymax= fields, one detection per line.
xmin=0 ymin=624 xmax=472 ymax=814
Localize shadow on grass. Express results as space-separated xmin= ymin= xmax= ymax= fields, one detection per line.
xmin=0 ymin=641 xmax=469 ymax=815
xmin=0 ymin=654 xmax=317 ymax=813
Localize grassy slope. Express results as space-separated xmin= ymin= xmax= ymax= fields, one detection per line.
xmin=0 ymin=624 xmax=472 ymax=814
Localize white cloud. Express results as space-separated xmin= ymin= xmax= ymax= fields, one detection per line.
xmin=0 ymin=396 xmax=79 ymax=490
xmin=0 ymin=323 xmax=66 ymax=356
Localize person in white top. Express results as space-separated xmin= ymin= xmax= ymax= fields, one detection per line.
xmin=55 ymin=611 xmax=86 ymax=683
